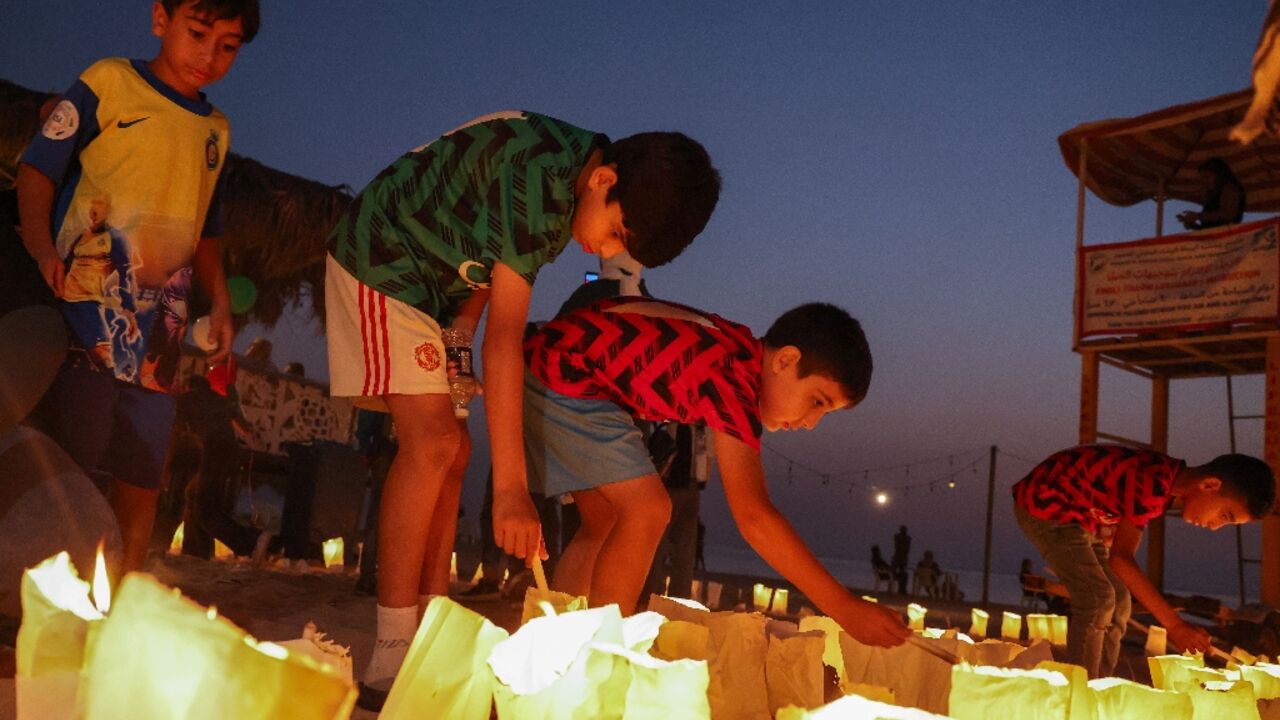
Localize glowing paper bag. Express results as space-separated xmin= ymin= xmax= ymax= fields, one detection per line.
xmin=1037 ymin=661 xmax=1095 ymax=720
xmin=380 ymin=597 xmax=508 ymax=720
xmin=843 ymin=682 xmax=897 ymax=705
xmin=1185 ymin=680 xmax=1261 ymax=720
xmin=764 ymin=620 xmax=826 ymax=714
xmin=969 ymin=609 xmax=990 ymax=639
xmin=1048 ymin=615 xmax=1068 ymax=646
xmin=1262 ymin=698 xmax=1280 ymax=720
xmin=1147 ymin=654 xmax=1205 ymax=691
xmin=907 ymin=604 xmax=928 ymax=632
xmin=837 ymin=627 xmax=956 ymax=714
xmin=652 ymin=620 xmax=711 ymax=663
xmin=948 ymin=664 xmax=1072 ymax=720
xmin=490 ymin=605 xmax=630 ymax=720
xmin=962 ymin=639 xmax=1025 ymax=667
xmin=1002 ymin=611 xmax=1023 ymax=642
xmin=520 ymin=586 xmax=588 ymax=625
xmin=15 ymin=553 xmax=103 ymax=720
xmin=1026 ymin=614 xmax=1052 ymax=643
xmin=1239 ymin=663 xmax=1280 ymax=699
xmin=704 ymin=611 xmax=771 ymax=720
xmin=647 ymin=594 xmax=713 ymax=624
xmin=595 ymin=642 xmax=710 ymax=720
xmin=776 ymin=692 xmax=953 ymax=719
xmin=1144 ymin=625 xmax=1167 ymax=657
xmin=274 ymin=623 xmax=353 ymax=684
xmin=1007 ymin=640 xmax=1056 ymax=670
xmin=798 ymin=616 xmax=847 ymax=682
xmin=1087 ymin=677 xmax=1193 ymax=720
xmin=81 ymin=573 xmax=355 ymax=720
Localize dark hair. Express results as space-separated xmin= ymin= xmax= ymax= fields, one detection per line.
xmin=162 ymin=0 xmax=261 ymax=42
xmin=1198 ymin=157 xmax=1238 ymax=184
xmin=762 ymin=303 xmax=872 ymax=405
xmin=283 ymin=362 xmax=305 ymax=377
xmin=1199 ymin=453 xmax=1276 ymax=519
xmin=603 ymin=132 xmax=720 ymax=268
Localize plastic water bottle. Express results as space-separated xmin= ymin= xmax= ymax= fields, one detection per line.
xmin=442 ymin=327 xmax=476 ymax=418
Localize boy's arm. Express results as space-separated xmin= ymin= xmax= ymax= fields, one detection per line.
xmin=15 ymin=164 xmax=64 ymax=297
xmin=192 ymin=235 xmax=233 ymax=366
xmin=714 ymin=430 xmax=909 ymax=647
xmin=483 ymin=261 xmax=543 ymax=561
xmin=1108 ymin=519 xmax=1212 ymax=653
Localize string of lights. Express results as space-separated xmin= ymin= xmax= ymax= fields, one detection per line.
xmin=759 ymin=442 xmax=990 ymax=484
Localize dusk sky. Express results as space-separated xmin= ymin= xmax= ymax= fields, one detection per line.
xmin=3 ymin=1 xmax=1270 ymax=601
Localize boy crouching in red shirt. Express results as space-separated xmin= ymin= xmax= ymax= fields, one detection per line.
xmin=1013 ymin=445 xmax=1275 ymax=677
xmin=523 ymin=297 xmax=910 ymax=648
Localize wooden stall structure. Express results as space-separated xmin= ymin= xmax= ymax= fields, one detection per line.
xmin=1058 ymin=88 xmax=1280 ymax=607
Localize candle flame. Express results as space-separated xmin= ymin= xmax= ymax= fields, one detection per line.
xmin=91 ymin=539 xmax=111 ymax=614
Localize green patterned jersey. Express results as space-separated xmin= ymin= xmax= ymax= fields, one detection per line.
xmin=327 ymin=111 xmax=605 ymax=325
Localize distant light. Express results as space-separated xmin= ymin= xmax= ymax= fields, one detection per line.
xmin=948 ymin=481 xmax=956 ymax=489
xmin=875 ymin=491 xmax=889 ymax=506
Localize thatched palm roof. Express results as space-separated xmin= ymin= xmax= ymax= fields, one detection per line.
xmin=1 ymin=78 xmax=350 ymax=327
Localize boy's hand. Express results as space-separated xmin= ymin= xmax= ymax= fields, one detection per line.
xmin=831 ymin=597 xmax=911 ymax=648
xmin=205 ymin=300 xmax=234 ymax=366
xmin=493 ymin=488 xmax=546 ymax=562
xmin=1167 ymin=619 xmax=1213 ymax=654
xmin=28 ymin=243 xmax=65 ymax=298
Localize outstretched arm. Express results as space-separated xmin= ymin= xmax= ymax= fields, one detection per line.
xmin=715 ymin=430 xmax=909 ymax=647
xmin=1108 ymin=519 xmax=1212 ymax=653
xmin=484 ymin=262 xmax=543 ymax=561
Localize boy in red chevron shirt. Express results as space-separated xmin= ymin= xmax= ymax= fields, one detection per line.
xmin=1013 ymin=444 xmax=1275 ymax=677
xmin=523 ymin=297 xmax=910 ymax=648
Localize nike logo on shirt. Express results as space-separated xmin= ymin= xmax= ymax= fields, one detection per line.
xmin=117 ymin=117 xmax=150 ymax=129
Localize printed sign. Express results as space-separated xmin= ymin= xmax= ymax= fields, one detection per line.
xmin=1078 ymin=218 xmax=1280 ymax=338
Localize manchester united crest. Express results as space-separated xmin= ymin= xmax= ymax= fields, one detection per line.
xmin=415 ymin=342 xmax=441 ymax=371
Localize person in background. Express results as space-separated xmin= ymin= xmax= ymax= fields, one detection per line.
xmin=17 ymin=0 xmax=259 ymax=573
xmin=240 ymin=336 xmax=277 ymax=374
xmin=1177 ymin=157 xmax=1245 ymax=231
xmin=891 ymin=525 xmax=911 ymax=594
xmin=912 ymin=549 xmax=940 ymax=598
xmin=1013 ymin=444 xmax=1275 ymax=677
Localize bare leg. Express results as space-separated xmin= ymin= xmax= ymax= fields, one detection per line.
xmin=377 ymin=393 xmax=463 ymax=609
xmin=552 ymin=489 xmax=617 ymax=598
xmin=589 ymin=474 xmax=671 ymax=614
xmin=109 ymin=480 xmax=159 ymax=574
xmin=420 ymin=420 xmax=470 ymax=598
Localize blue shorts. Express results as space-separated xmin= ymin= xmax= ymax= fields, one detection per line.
xmin=522 ymin=372 xmax=656 ymax=497
xmin=34 ymin=353 xmax=177 ymax=490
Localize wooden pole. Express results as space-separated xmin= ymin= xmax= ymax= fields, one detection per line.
xmin=982 ymin=445 xmax=998 ymax=605
xmin=1148 ymin=374 xmax=1170 ymax=591
xmin=1080 ymin=351 xmax=1099 ymax=444
xmin=1073 ymin=144 xmax=1088 ymax=350
xmin=1262 ymin=336 xmax=1280 ymax=606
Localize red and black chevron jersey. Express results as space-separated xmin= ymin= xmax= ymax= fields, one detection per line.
xmin=525 ymin=298 xmax=764 ymax=450
xmin=1012 ymin=445 xmax=1182 ymax=534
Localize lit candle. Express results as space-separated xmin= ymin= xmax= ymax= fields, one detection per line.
xmin=169 ymin=522 xmax=185 ymax=555
xmin=752 ymin=583 xmax=773 ymax=612
xmin=969 ymin=608 xmax=989 ymax=638
xmin=770 ymin=588 xmax=790 ymax=615
xmin=1001 ymin=611 xmax=1022 ymax=642
xmin=906 ymin=603 xmax=927 ymax=632
xmin=322 ymin=537 xmax=344 ymax=569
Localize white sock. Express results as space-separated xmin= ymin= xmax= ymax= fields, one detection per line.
xmin=418 ymin=593 xmax=440 ymax=622
xmin=362 ymin=604 xmax=418 ymax=689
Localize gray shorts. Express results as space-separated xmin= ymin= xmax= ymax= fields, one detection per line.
xmin=522 ymin=372 xmax=656 ymax=497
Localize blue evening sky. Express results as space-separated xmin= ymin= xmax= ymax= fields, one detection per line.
xmin=2 ymin=1 xmax=1269 ymax=599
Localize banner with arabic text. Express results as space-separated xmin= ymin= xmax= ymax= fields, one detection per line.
xmin=1078 ymin=218 xmax=1280 ymax=338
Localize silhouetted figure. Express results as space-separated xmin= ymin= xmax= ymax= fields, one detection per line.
xmin=1177 ymin=157 xmax=1245 ymax=231
xmin=892 ymin=525 xmax=911 ymax=594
